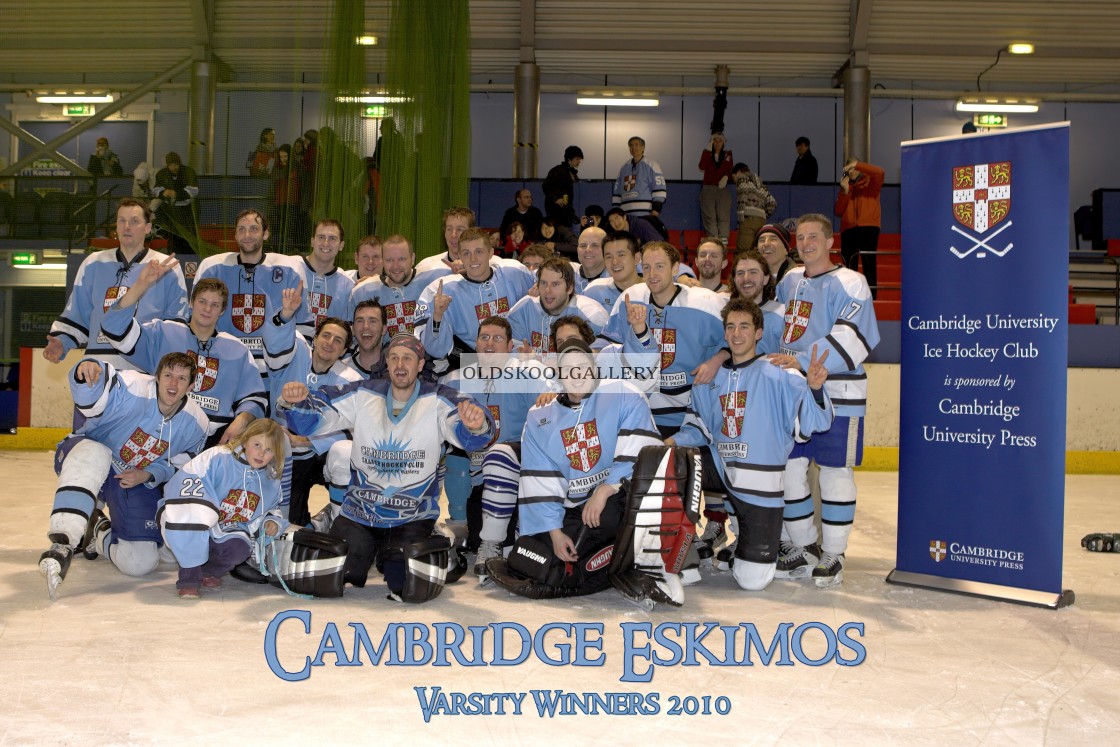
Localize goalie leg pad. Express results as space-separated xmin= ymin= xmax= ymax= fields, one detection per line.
xmin=608 ymin=446 xmax=702 ymax=608
xmin=487 ymin=558 xmax=598 ymax=600
xmin=265 ymin=528 xmax=348 ymax=598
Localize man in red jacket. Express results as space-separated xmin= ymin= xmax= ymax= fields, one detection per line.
xmin=834 ymin=158 xmax=885 ymax=298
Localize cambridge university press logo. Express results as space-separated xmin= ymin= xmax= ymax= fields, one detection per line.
xmin=929 ymin=540 xmax=947 ymax=562
xmin=950 ymin=161 xmax=1013 ymax=259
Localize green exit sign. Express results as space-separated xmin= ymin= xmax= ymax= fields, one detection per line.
xmin=361 ymin=105 xmax=388 ymax=118
xmin=973 ymin=113 xmax=1008 ymax=128
xmin=63 ymin=104 xmax=95 ymax=117
xmin=10 ymin=251 xmax=42 ymax=266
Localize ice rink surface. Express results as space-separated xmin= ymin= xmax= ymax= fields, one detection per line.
xmin=2 ymin=450 xmax=1119 ymax=745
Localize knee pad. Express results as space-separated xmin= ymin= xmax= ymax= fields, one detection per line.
xmin=388 ymin=536 xmax=450 ymax=603
xmin=57 ymin=439 xmax=113 ymax=489
xmin=107 ymin=540 xmax=160 ymax=577
xmin=608 ymin=445 xmax=702 ymax=608
xmin=324 ymin=440 xmax=352 ymax=487
xmin=732 ymin=559 xmax=776 ymax=591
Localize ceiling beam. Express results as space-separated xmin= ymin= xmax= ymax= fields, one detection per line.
xmin=520 ymin=0 xmax=535 ymax=64
xmin=850 ymin=0 xmax=872 ymax=67
xmin=0 ymin=57 xmax=194 ymax=176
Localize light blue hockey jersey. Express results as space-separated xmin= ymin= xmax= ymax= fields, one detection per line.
xmin=774 ymin=265 xmax=880 ymax=417
xmin=415 ymin=265 xmax=535 ymax=360
xmin=100 ymin=307 xmax=266 ymax=435
xmin=68 ymin=358 xmax=208 ymax=485
xmin=601 ymin=284 xmax=727 ymax=430
xmin=159 ymin=446 xmax=288 ymax=567
xmin=507 ymin=294 xmax=609 ymax=354
xmin=349 ymin=267 xmax=449 ymax=339
xmin=612 ymin=157 xmax=667 ymax=216
xmin=194 ymin=252 xmax=303 ymax=371
xmin=292 ymin=256 xmax=355 ymax=340
xmin=518 ymin=379 xmax=662 ymax=535
xmin=674 ymin=355 xmax=834 ymax=508
xmin=262 ymin=310 xmax=362 ymax=456
xmin=49 ymin=247 xmax=188 ymax=369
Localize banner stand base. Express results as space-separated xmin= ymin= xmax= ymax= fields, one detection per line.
xmin=886 ymin=569 xmax=1075 ymax=609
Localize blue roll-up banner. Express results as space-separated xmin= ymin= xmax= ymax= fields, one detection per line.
xmin=889 ymin=122 xmax=1074 ymax=608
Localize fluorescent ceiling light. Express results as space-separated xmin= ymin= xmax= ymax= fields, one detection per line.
xmin=576 ymin=97 xmax=659 ymax=107
xmin=355 ymin=35 xmax=378 ymax=45
xmin=336 ymin=94 xmax=411 ymax=104
xmin=956 ymin=98 xmax=1039 ymax=113
xmin=35 ymin=94 xmax=113 ymax=104
xmin=14 ymin=263 xmax=67 ymax=270
xmin=1007 ymin=43 xmax=1034 ymax=54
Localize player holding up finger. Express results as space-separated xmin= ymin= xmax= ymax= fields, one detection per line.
xmin=668 ymin=297 xmax=833 ymax=592
xmin=770 ymin=213 xmax=880 ymax=588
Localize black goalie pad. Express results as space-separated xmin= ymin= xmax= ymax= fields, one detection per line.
xmin=399 ymin=536 xmax=451 ymax=604
xmin=486 ymin=557 xmax=599 ymax=600
xmin=265 ymin=528 xmax=349 ymax=598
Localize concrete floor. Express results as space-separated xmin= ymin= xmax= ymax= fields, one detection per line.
xmin=2 ymin=450 xmax=1119 ymax=745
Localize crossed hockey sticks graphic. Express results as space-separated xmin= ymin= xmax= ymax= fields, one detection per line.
xmin=949 ymin=220 xmax=1014 ymax=259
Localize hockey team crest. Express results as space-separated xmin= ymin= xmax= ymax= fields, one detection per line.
xmin=929 ymin=539 xmax=947 ymax=562
xmin=562 ymin=419 xmax=601 ymax=472
xmin=386 ymin=301 xmax=416 ymax=336
xmin=475 ymin=298 xmax=510 ymax=320
xmin=187 ymin=350 xmax=219 ymax=392
xmin=308 ymin=292 xmax=333 ymax=326
xmin=720 ymin=391 xmax=747 ymax=437
xmin=783 ymin=300 xmax=813 ymax=344
xmin=231 ymin=293 xmax=266 ymax=333
xmin=118 ymin=427 xmax=168 ymax=469
xmin=949 ymin=161 xmax=1013 ymax=259
xmin=220 ymin=488 xmax=261 ymax=526
xmin=952 ymin=162 xmax=1010 ymax=231
xmin=652 ymin=328 xmax=676 ymax=368
xmin=529 ymin=331 xmax=555 ymax=353
xmin=103 ymin=285 xmax=127 ymax=312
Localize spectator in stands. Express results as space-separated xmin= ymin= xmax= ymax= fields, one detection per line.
xmin=756 ymin=223 xmax=798 ymax=285
xmin=247 ymin=127 xmax=277 ymax=177
xmin=612 ymin=136 xmax=668 ymax=239
xmin=580 ymin=204 xmax=605 ymax=230
xmin=698 ymin=132 xmax=734 ymax=243
xmin=732 ymin=162 xmax=776 ymax=254
xmin=539 ymin=216 xmax=577 ymax=260
xmin=132 ymin=162 xmax=160 ymax=212
xmin=605 ymin=208 xmax=661 ymax=247
xmin=499 ymin=189 xmax=543 ymax=244
xmin=542 ymin=145 xmax=583 ymax=227
xmin=834 ymin=158 xmax=885 ymax=298
xmin=154 ymin=152 xmax=199 ymax=254
xmin=790 ymin=136 xmax=818 ymax=185
xmin=271 ymin=143 xmax=307 ymax=251
xmin=502 ymin=221 xmax=530 ymax=258
xmin=87 ymin=137 xmax=122 ymax=176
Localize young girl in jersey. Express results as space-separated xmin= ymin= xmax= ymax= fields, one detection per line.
xmin=160 ymin=418 xmax=289 ymax=598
